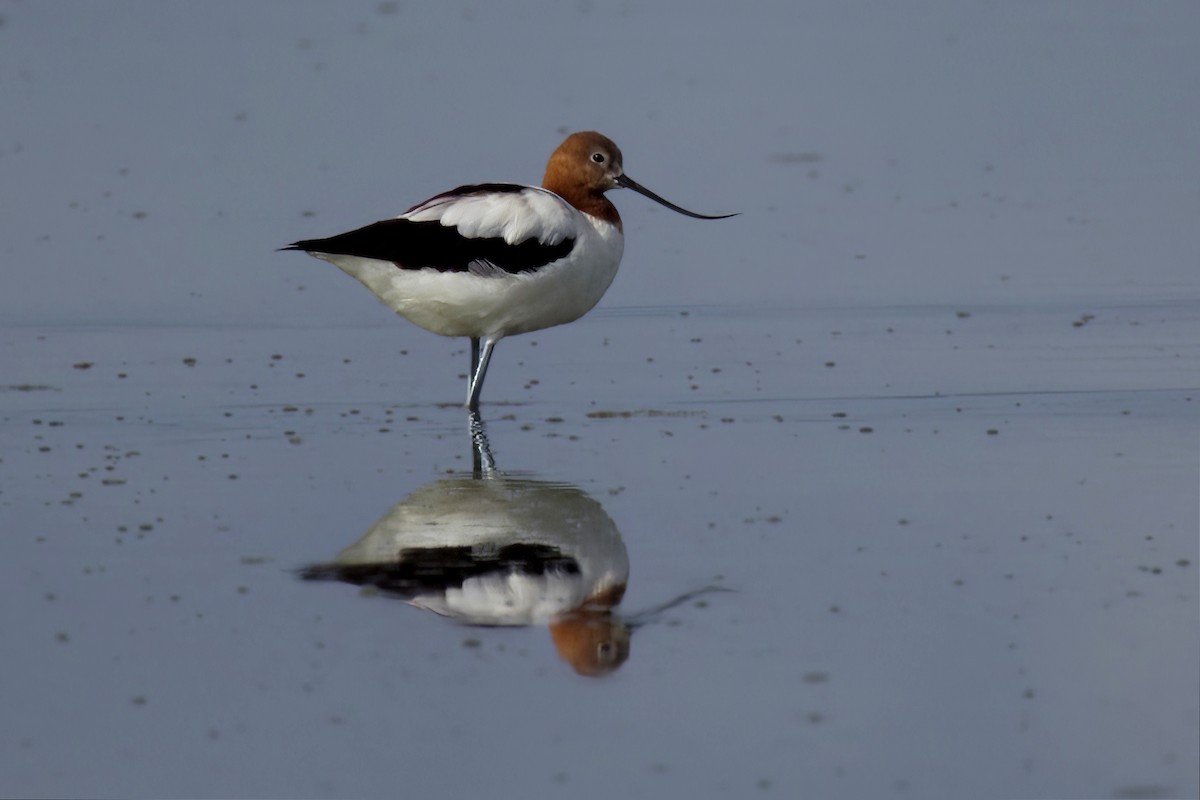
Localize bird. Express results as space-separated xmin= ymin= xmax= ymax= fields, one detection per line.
xmin=283 ymin=131 xmax=735 ymax=411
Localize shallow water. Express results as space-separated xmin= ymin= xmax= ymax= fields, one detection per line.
xmin=2 ymin=3 xmax=1198 ymax=799
xmin=3 ymin=302 xmax=1196 ymax=798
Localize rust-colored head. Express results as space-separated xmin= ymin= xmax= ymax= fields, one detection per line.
xmin=548 ymin=608 xmax=631 ymax=677
xmin=541 ymin=131 xmax=625 ymax=226
xmin=542 ymin=131 xmax=737 ymax=226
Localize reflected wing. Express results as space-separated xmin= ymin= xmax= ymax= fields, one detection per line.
xmin=299 ymin=543 xmax=580 ymax=597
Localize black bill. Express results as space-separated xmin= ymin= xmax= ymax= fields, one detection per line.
xmin=615 ymin=174 xmax=738 ymax=220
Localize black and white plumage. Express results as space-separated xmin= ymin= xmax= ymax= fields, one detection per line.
xmin=284 ymin=131 xmax=735 ymax=411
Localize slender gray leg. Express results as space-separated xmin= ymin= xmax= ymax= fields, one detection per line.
xmin=466 ymin=338 xmax=496 ymax=412
xmin=467 ymin=336 xmax=481 ymax=409
xmin=469 ymin=410 xmax=496 ymax=477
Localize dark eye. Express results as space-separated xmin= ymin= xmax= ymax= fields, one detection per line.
xmin=591 ymin=152 xmax=606 ymax=164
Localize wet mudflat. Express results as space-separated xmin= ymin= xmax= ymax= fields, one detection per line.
xmin=2 ymin=2 xmax=1198 ymax=799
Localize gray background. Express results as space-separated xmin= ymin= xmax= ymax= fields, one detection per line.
xmin=2 ymin=2 xmax=1197 ymax=798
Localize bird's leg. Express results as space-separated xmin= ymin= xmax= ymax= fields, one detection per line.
xmin=466 ymin=338 xmax=496 ymax=412
xmin=469 ymin=410 xmax=497 ymax=477
xmin=467 ymin=336 xmax=481 ymax=409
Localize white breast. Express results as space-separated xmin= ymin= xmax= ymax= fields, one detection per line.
xmin=318 ymin=197 xmax=625 ymax=340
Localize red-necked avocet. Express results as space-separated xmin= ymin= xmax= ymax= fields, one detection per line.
xmin=284 ymin=131 xmax=735 ymax=411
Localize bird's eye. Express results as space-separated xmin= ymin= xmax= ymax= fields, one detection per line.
xmin=591 ymin=152 xmax=606 ymax=164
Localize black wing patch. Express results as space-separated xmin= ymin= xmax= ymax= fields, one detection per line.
xmin=283 ymin=184 xmax=575 ymax=275
xmin=298 ymin=543 xmax=580 ymax=598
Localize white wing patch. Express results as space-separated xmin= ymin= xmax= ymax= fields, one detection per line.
xmin=404 ymin=187 xmax=576 ymax=246
xmin=466 ymin=259 xmax=508 ymax=277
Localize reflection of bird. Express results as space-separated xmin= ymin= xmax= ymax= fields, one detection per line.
xmin=300 ymin=476 xmax=631 ymax=676
xmin=548 ymin=604 xmax=630 ymax=679
xmin=284 ymin=131 xmax=735 ymax=410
